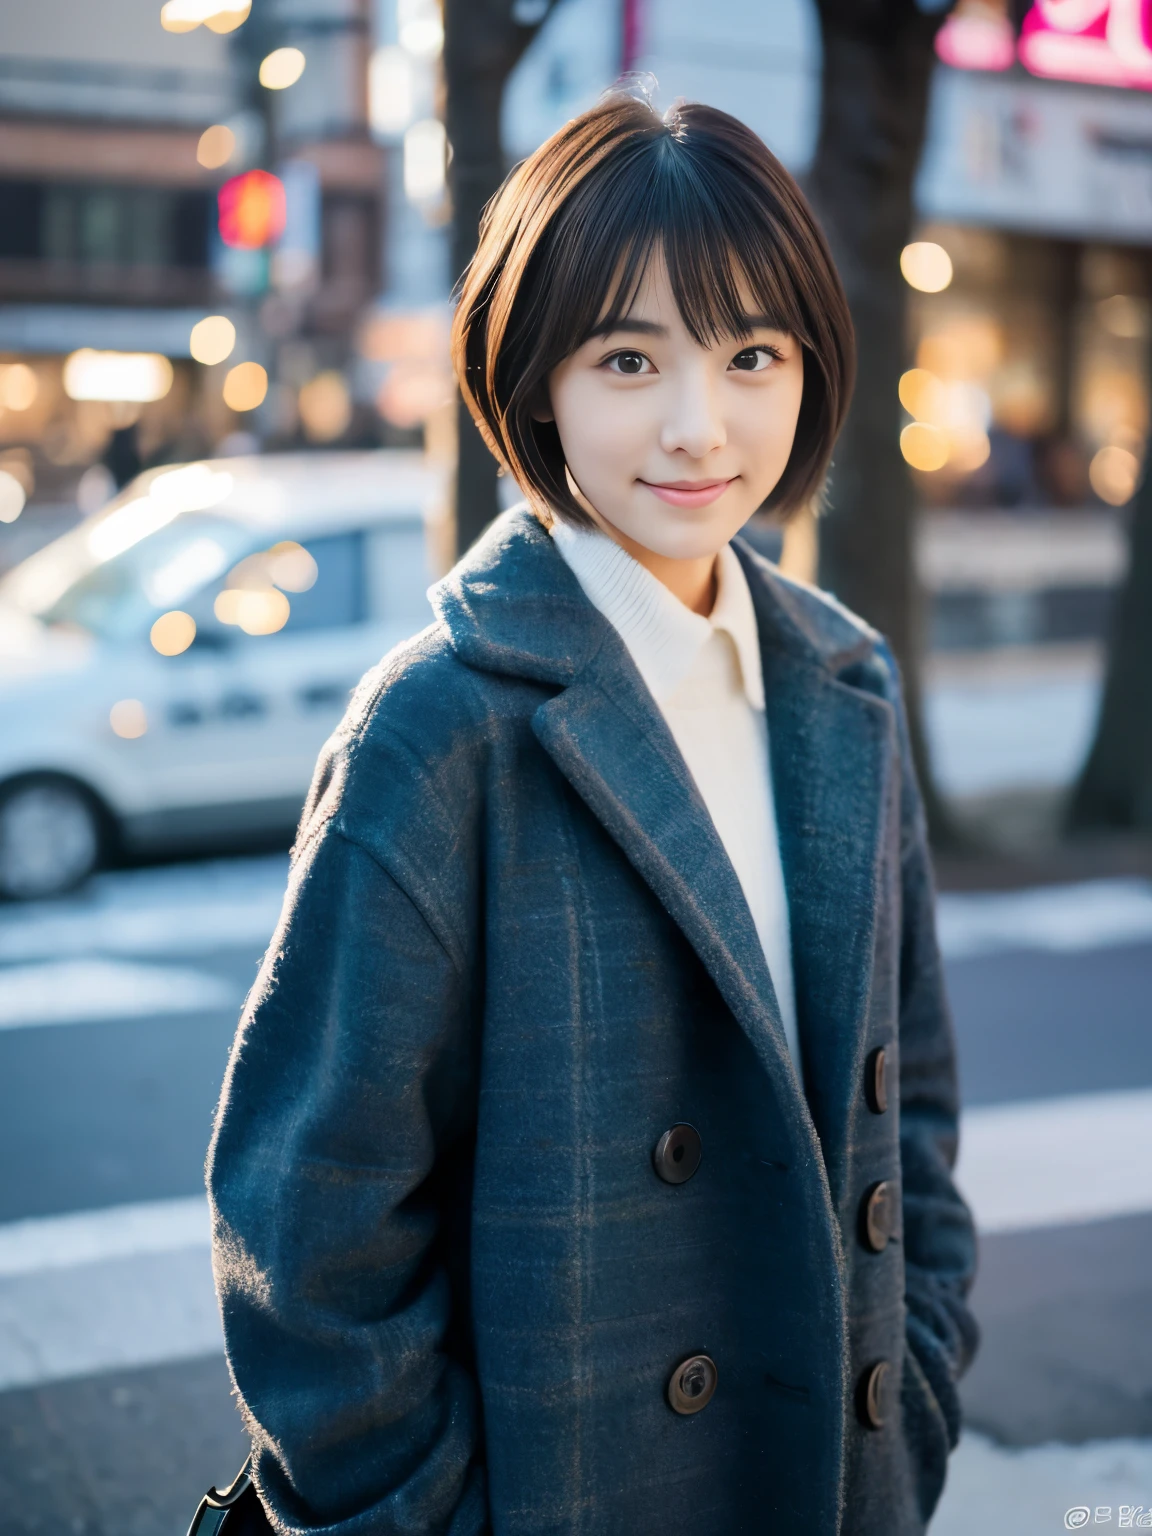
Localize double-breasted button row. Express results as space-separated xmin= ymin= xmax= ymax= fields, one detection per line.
xmin=653 ymin=1122 xmax=701 ymax=1184
xmin=667 ymin=1353 xmax=717 ymax=1414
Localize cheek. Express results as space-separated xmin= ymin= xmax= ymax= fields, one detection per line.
xmin=736 ymin=374 xmax=804 ymax=463
xmin=552 ymin=377 xmax=650 ymax=474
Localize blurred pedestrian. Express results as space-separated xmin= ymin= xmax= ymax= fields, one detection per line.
xmin=209 ymin=92 xmax=977 ymax=1535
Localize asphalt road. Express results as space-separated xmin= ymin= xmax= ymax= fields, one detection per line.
xmin=1 ymin=855 xmax=1151 ymax=1534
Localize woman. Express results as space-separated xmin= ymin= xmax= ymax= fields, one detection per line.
xmin=208 ymin=92 xmax=977 ymax=1535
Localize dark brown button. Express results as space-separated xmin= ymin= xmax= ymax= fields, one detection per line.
xmin=653 ymin=1123 xmax=701 ymax=1185
xmin=864 ymin=1047 xmax=888 ymax=1114
xmin=667 ymin=1354 xmax=717 ymax=1415
xmin=856 ymin=1361 xmax=890 ymax=1430
xmin=860 ymin=1180 xmax=898 ymax=1253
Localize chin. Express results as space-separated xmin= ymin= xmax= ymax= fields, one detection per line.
xmin=623 ymin=505 xmax=752 ymax=562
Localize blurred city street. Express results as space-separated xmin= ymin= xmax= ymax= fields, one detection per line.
xmin=4 ymin=0 xmax=1152 ymax=1528
xmin=1 ymin=840 xmax=1152 ymax=1531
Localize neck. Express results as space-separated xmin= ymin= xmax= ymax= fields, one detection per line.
xmin=588 ymin=515 xmax=718 ymax=617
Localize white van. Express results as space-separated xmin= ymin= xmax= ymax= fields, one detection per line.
xmin=0 ymin=451 xmax=449 ymax=900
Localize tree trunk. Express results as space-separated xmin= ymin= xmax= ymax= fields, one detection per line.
xmin=806 ymin=6 xmax=957 ymax=843
xmin=1068 ymin=476 xmax=1152 ymax=831
xmin=443 ymin=0 xmax=557 ymax=556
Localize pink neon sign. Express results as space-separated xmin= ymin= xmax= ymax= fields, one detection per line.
xmin=936 ymin=0 xmax=1152 ymax=90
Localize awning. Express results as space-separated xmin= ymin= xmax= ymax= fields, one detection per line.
xmin=0 ymin=306 xmax=214 ymax=358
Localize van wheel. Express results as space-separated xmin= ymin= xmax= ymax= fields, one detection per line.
xmin=0 ymin=778 xmax=102 ymax=900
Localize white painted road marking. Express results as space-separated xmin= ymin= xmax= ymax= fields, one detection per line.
xmin=937 ymin=879 xmax=1152 ymax=960
xmin=1 ymin=1081 xmax=1151 ymax=1390
xmin=956 ymin=1087 xmax=1152 ymax=1236
xmin=0 ymin=1196 xmax=209 ymax=1278
xmin=1 ymin=858 xmax=1149 ymax=973
xmin=0 ymin=1197 xmax=217 ymax=1391
xmin=925 ymin=671 xmax=1100 ymax=798
xmin=933 ymin=1431 xmax=1152 ymax=1536
xmin=0 ymin=854 xmax=288 ymax=963
xmin=0 ymin=1248 xmax=221 ymax=1392
xmin=0 ymin=958 xmax=238 ymax=1030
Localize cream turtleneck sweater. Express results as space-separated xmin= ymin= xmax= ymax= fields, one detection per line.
xmin=551 ymin=517 xmax=800 ymax=1080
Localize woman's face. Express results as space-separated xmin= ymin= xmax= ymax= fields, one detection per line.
xmin=543 ymin=255 xmax=805 ymax=561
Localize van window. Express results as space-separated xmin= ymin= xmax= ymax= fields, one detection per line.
xmin=367 ymin=522 xmax=433 ymax=629
xmin=283 ymin=532 xmax=366 ymax=633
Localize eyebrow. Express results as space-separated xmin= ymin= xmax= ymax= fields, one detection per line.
xmin=587 ymin=313 xmax=788 ymax=342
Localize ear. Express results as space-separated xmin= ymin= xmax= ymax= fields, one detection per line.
xmin=528 ymin=381 xmax=554 ymax=423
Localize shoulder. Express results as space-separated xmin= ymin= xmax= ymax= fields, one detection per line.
xmin=734 ymin=537 xmax=887 ymax=677
xmin=297 ymin=618 xmax=524 ymax=866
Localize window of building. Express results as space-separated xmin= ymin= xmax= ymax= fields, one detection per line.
xmin=0 ymin=181 xmax=210 ymax=269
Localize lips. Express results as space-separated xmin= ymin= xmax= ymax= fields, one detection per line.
xmin=639 ymin=478 xmax=735 ymax=509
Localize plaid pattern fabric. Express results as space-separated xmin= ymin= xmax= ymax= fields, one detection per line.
xmin=208 ymin=510 xmax=976 ymax=1536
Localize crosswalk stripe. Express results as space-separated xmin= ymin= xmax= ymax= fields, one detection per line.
xmin=0 ymin=958 xmax=237 ymax=1030
xmin=955 ymin=1087 xmax=1152 ymax=1236
xmin=937 ymin=878 xmax=1152 ymax=960
xmin=1 ymin=1082 xmax=1150 ymax=1391
xmin=0 ymin=1248 xmax=221 ymax=1393
xmin=933 ymin=1431 xmax=1152 ymax=1535
xmin=0 ymin=854 xmax=288 ymax=964
xmin=0 ymin=1195 xmax=209 ymax=1277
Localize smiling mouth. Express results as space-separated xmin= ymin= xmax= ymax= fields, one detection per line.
xmin=639 ymin=478 xmax=736 ymax=508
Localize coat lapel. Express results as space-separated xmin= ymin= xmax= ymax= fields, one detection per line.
xmin=531 ymin=637 xmax=806 ymax=1111
xmin=432 ymin=509 xmax=897 ymax=1176
xmin=736 ymin=543 xmax=897 ymax=1175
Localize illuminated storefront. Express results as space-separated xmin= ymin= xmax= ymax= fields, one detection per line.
xmin=904 ymin=0 xmax=1152 ymax=513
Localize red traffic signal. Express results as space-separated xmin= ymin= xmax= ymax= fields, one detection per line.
xmin=218 ymin=170 xmax=287 ymax=250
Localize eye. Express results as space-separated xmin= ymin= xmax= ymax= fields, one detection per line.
xmin=729 ymin=346 xmax=780 ymax=373
xmin=605 ymin=350 xmax=654 ymax=376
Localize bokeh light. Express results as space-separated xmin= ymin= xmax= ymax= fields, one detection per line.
xmin=1089 ymin=445 xmax=1140 ymax=506
xmin=189 ymin=315 xmax=237 ymax=366
xmin=160 ymin=0 xmax=250 ymax=32
xmin=403 ymin=119 xmax=447 ymax=202
xmin=0 ymin=470 xmax=27 ymax=524
xmin=948 ymin=430 xmax=992 ymax=474
xmin=268 ymin=541 xmax=318 ymax=592
xmin=197 ymin=124 xmax=236 ymax=170
xmin=201 ymin=2 xmax=250 ymax=32
xmin=369 ymin=47 xmax=414 ymax=136
xmin=150 ymin=611 xmax=197 ymax=656
xmin=0 ymin=364 xmax=38 ymax=411
xmin=900 ymin=422 xmax=949 ymax=472
xmin=298 ymin=372 xmax=352 ymax=442
xmin=259 ymin=47 xmax=306 ymax=90
xmin=214 ymin=587 xmax=290 ymax=635
xmin=1096 ymin=295 xmax=1148 ymax=340
xmin=898 ymin=368 xmax=945 ymax=423
xmin=398 ymin=0 xmax=444 ymax=58
xmin=109 ymin=699 xmax=148 ymax=739
xmin=223 ymin=362 xmax=268 ymax=412
xmin=63 ymin=350 xmax=173 ymax=403
xmin=900 ymin=241 xmax=954 ymax=294
xmin=218 ymin=170 xmax=286 ymax=249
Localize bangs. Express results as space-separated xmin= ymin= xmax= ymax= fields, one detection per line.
xmin=453 ymin=94 xmax=854 ymax=530
xmin=575 ymin=156 xmax=812 ymax=355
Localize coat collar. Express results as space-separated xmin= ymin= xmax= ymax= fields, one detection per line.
xmin=430 ymin=507 xmax=878 ymax=689
xmin=431 ymin=509 xmax=893 ymax=1177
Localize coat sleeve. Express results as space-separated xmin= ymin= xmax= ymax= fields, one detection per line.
xmin=878 ymin=645 xmax=979 ymax=1453
xmin=206 ymin=815 xmax=485 ymax=1536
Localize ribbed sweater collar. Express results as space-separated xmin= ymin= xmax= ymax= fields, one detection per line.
xmin=550 ymin=517 xmax=765 ymax=710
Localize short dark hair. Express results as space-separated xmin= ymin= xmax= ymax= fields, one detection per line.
xmin=451 ymin=92 xmax=855 ymax=529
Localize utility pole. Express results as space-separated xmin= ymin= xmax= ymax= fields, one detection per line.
xmin=443 ymin=0 xmax=558 ymax=556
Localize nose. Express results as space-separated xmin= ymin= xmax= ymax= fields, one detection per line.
xmin=658 ymin=365 xmax=726 ymax=460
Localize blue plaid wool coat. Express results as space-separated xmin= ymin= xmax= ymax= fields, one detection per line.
xmin=208 ymin=508 xmax=978 ymax=1536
